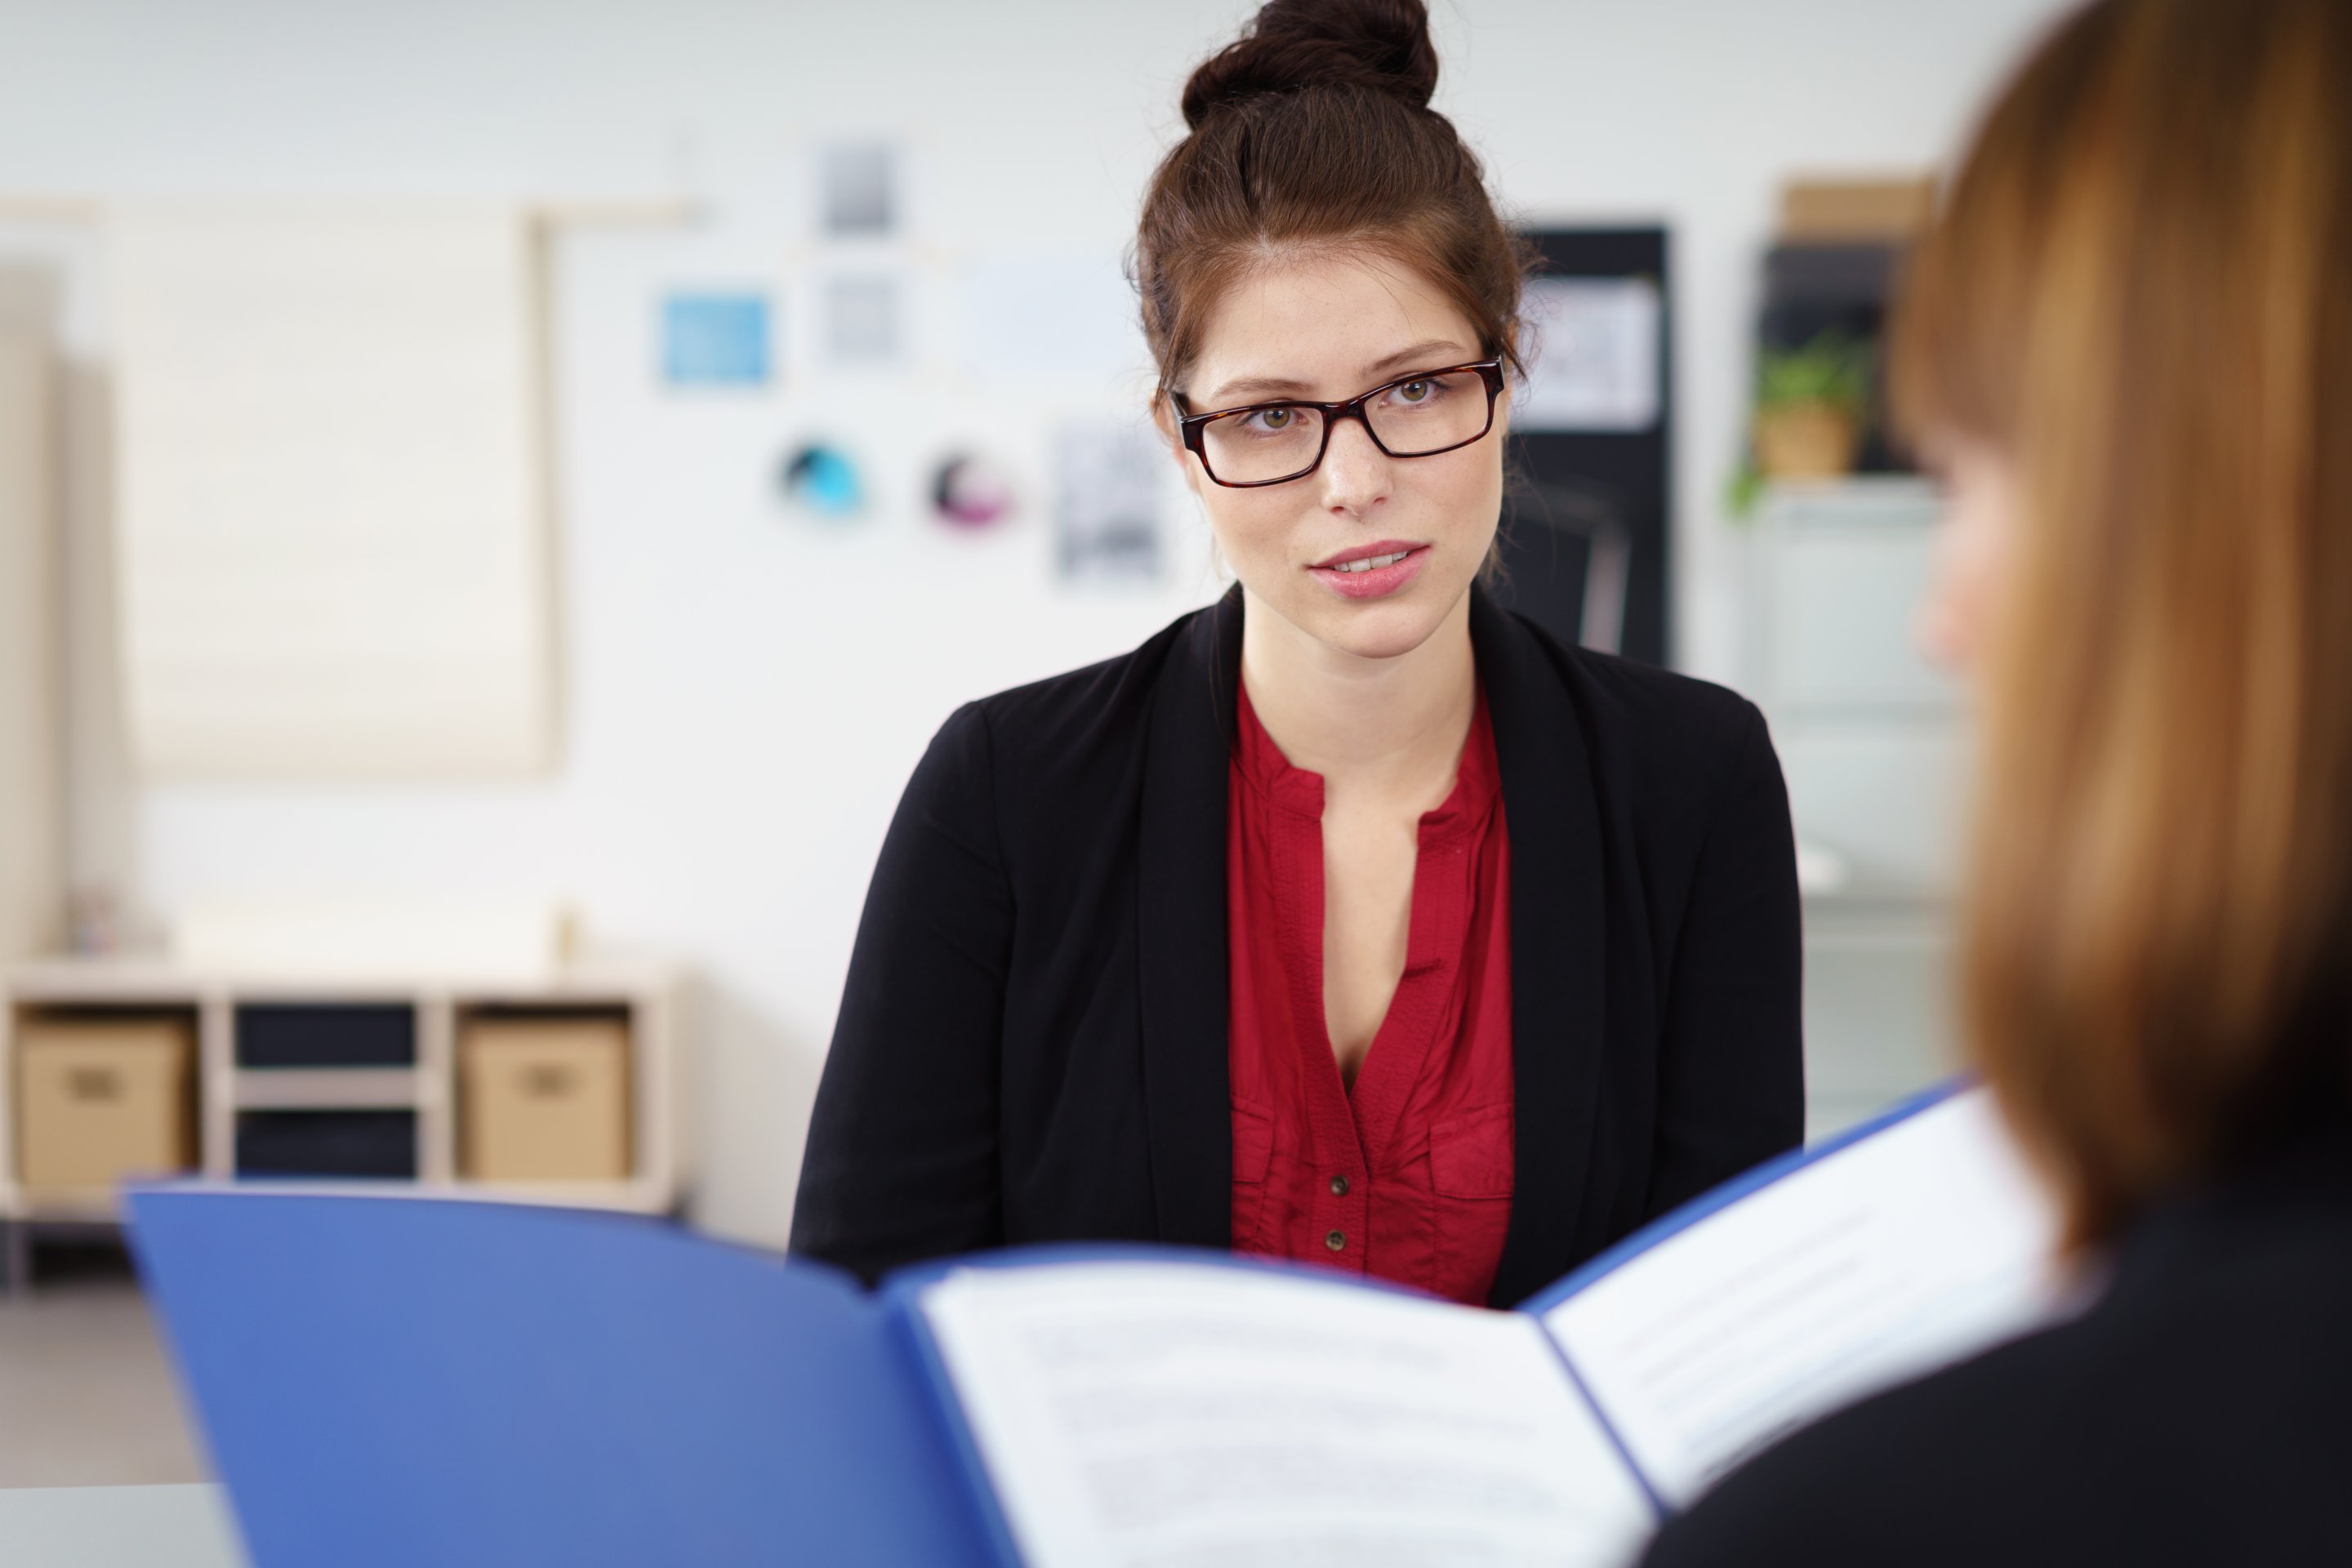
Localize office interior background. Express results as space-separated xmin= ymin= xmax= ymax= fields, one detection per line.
xmin=0 ymin=0 xmax=2074 ymax=1490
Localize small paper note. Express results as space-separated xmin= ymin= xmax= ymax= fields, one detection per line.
xmin=963 ymin=254 xmax=1143 ymax=381
xmin=823 ymin=274 xmax=900 ymax=366
xmin=822 ymin=143 xmax=897 ymax=237
xmin=1517 ymin=275 xmax=1662 ymax=433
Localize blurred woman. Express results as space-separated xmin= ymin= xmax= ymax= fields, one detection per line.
xmin=1644 ymin=0 xmax=2352 ymax=1561
xmin=791 ymin=0 xmax=1802 ymax=1308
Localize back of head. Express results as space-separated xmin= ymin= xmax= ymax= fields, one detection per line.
xmin=1136 ymin=0 xmax=1527 ymax=402
xmin=1893 ymin=0 xmax=2352 ymax=1245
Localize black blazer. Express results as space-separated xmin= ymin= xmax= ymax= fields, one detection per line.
xmin=1639 ymin=1125 xmax=2352 ymax=1567
xmin=790 ymin=585 xmax=1803 ymax=1307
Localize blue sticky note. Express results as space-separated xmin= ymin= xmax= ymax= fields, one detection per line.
xmin=663 ymin=293 xmax=771 ymax=386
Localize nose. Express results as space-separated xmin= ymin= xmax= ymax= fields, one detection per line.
xmin=1316 ymin=412 xmax=1392 ymax=518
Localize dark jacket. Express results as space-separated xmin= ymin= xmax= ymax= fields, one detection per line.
xmin=789 ymin=585 xmax=1804 ymax=1307
xmin=1640 ymin=1125 xmax=2352 ymax=1566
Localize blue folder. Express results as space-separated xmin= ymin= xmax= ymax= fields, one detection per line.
xmin=130 ymin=1192 xmax=990 ymax=1567
xmin=128 ymin=1082 xmax=1991 ymax=1568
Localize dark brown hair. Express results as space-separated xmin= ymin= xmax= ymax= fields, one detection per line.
xmin=1134 ymin=0 xmax=1530 ymax=406
xmin=1891 ymin=0 xmax=2352 ymax=1246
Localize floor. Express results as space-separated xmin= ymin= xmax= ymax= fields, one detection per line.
xmin=0 ymin=1238 xmax=207 ymax=1490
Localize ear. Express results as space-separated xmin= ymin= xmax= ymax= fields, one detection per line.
xmin=1150 ymin=390 xmax=1185 ymax=459
xmin=1492 ymin=339 xmax=1516 ymax=440
xmin=1152 ymin=392 xmax=1212 ymax=506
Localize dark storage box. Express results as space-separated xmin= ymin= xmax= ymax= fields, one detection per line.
xmin=235 ymin=1110 xmax=418 ymax=1179
xmin=235 ymin=1004 xmax=416 ymax=1069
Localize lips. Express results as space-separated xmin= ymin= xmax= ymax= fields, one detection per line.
xmin=1306 ymin=541 xmax=1431 ymax=601
xmin=1324 ymin=549 xmax=1412 ymax=574
xmin=1312 ymin=540 xmax=1425 ymax=570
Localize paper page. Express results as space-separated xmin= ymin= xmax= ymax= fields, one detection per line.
xmin=1514 ymin=277 xmax=1660 ymax=433
xmin=920 ymin=1261 xmax=1655 ymax=1568
xmin=1539 ymin=1090 xmax=2062 ymax=1507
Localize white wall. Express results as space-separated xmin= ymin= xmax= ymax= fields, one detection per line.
xmin=0 ymin=0 xmax=2073 ymax=1247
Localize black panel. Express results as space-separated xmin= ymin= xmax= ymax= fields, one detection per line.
xmin=236 ymin=1004 xmax=415 ymax=1069
xmin=235 ymin=1110 xmax=418 ymax=1179
xmin=1499 ymin=226 xmax=1673 ymax=666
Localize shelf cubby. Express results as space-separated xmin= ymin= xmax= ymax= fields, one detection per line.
xmin=0 ymin=958 xmax=688 ymax=1261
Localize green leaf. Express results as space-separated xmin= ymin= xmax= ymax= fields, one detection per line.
xmin=1754 ymin=329 xmax=1873 ymax=414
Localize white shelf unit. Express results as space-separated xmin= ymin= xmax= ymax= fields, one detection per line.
xmin=0 ymin=957 xmax=691 ymax=1232
xmin=1744 ymin=479 xmax=1970 ymax=1138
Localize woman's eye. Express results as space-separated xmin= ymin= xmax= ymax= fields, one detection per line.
xmin=1247 ymin=408 xmax=1294 ymax=431
xmin=1396 ymin=380 xmax=1433 ymax=403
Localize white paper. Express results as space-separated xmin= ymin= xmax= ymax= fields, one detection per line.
xmin=1515 ymin=277 xmax=1660 ymax=433
xmin=1541 ymin=1090 xmax=2062 ymax=1506
xmin=822 ymin=274 xmax=902 ymax=365
xmin=109 ymin=200 xmax=553 ymax=778
xmin=962 ymin=254 xmax=1145 ymax=381
xmin=1054 ymin=421 xmax=1163 ymax=585
xmin=921 ymin=1262 xmax=1655 ymax=1568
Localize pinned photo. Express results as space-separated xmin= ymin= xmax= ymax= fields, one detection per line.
xmin=821 ymin=142 xmax=897 ymax=238
xmin=1053 ymin=423 xmax=1162 ymax=584
xmin=662 ymin=292 xmax=772 ymax=387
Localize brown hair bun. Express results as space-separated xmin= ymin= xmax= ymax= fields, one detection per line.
xmin=1180 ymin=0 xmax=1441 ymax=128
xmin=1137 ymin=0 xmax=1526 ymax=401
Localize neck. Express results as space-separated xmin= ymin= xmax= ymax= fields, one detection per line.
xmin=1238 ymin=586 xmax=1477 ymax=795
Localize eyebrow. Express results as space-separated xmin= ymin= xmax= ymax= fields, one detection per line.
xmin=1199 ymin=338 xmax=1479 ymax=408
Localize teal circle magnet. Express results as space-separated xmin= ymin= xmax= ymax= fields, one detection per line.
xmin=780 ymin=443 xmax=864 ymax=519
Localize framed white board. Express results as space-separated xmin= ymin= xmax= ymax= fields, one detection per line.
xmin=0 ymin=279 xmax=61 ymax=960
xmin=110 ymin=201 xmax=555 ymax=777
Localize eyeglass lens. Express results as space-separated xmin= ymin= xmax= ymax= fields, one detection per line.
xmin=1200 ymin=368 xmax=1492 ymax=484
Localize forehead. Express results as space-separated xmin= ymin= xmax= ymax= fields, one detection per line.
xmin=1188 ymin=250 xmax=1481 ymax=403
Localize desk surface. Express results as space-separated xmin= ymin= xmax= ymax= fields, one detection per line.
xmin=0 ymin=1485 xmax=243 ymax=1568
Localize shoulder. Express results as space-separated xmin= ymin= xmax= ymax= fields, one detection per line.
xmin=908 ymin=598 xmax=1215 ymax=804
xmin=967 ymin=609 xmax=1195 ymax=751
xmin=1485 ymin=604 xmax=1777 ymax=826
xmin=1644 ymin=1252 xmax=2352 ymax=1568
xmin=1640 ymin=1322 xmax=2107 ymax=1567
xmin=1562 ymin=640 xmax=1763 ymax=766
xmin=1495 ymin=602 xmax=1763 ymax=755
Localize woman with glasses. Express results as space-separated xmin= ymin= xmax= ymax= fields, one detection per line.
xmin=791 ymin=0 xmax=1802 ymax=1308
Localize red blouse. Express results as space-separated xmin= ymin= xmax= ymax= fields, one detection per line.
xmin=1226 ymin=681 xmax=1517 ymax=1307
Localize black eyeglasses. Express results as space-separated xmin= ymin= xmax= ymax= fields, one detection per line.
xmin=1172 ymin=359 xmax=1507 ymax=488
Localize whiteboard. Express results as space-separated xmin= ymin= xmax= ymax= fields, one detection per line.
xmin=110 ymin=201 xmax=554 ymax=777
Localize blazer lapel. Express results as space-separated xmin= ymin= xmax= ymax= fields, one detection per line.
xmin=1136 ymin=586 xmax=1245 ymax=1248
xmin=1471 ymin=587 xmax=1612 ymax=1307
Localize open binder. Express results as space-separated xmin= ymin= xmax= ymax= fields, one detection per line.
xmin=129 ymin=1084 xmax=2060 ymax=1568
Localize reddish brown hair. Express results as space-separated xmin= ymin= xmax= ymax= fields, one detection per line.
xmin=1134 ymin=0 xmax=1530 ymax=406
xmin=1893 ymin=0 xmax=2352 ymax=1246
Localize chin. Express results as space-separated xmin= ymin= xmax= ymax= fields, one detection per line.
xmin=1301 ymin=592 xmax=1454 ymax=662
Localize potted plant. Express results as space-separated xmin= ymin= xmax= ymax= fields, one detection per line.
xmin=1750 ymin=330 xmax=1873 ymax=481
